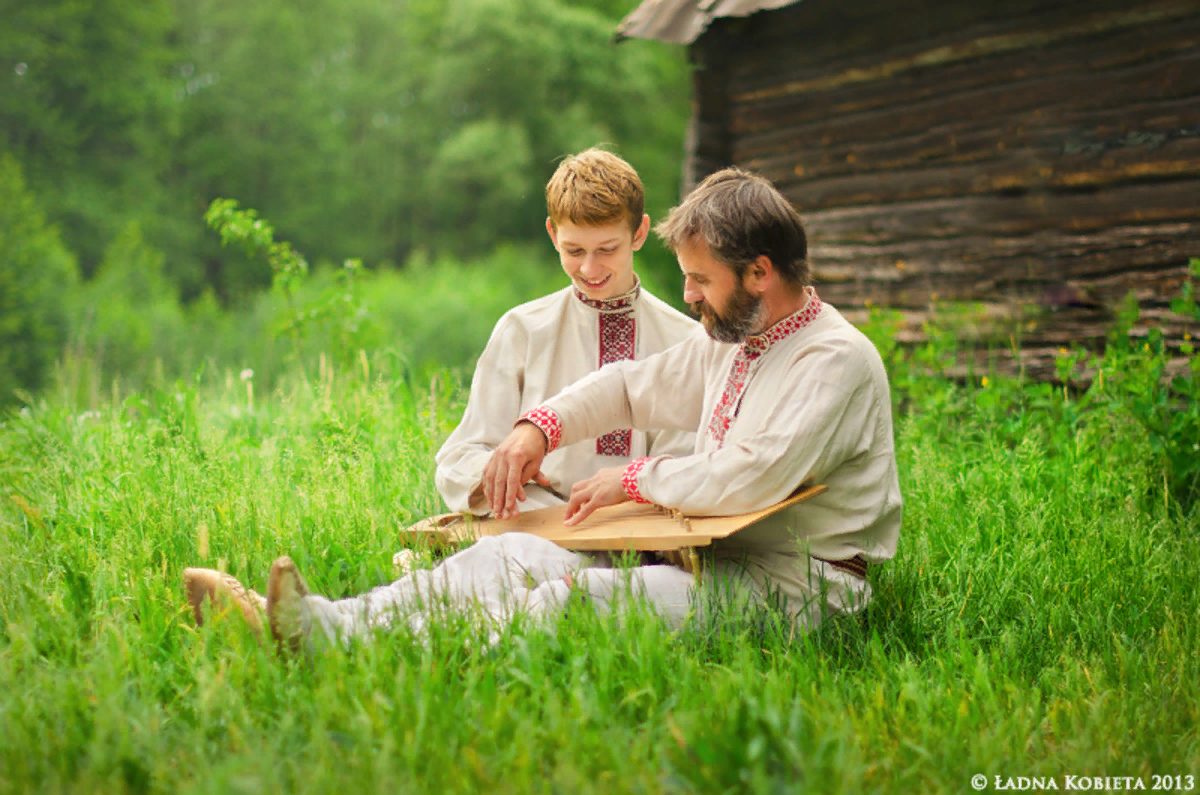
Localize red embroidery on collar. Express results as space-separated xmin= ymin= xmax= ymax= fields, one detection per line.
xmin=519 ymin=407 xmax=563 ymax=452
xmin=572 ymin=279 xmax=640 ymax=312
xmin=621 ymin=457 xmax=653 ymax=504
xmin=706 ymin=292 xmax=823 ymax=447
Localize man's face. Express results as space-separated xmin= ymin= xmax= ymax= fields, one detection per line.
xmin=548 ymin=216 xmax=648 ymax=300
xmin=678 ymin=240 xmax=766 ymax=343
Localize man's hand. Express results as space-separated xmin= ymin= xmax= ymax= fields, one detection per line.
xmin=564 ymin=466 xmax=629 ymax=525
xmin=482 ymin=422 xmax=550 ymax=519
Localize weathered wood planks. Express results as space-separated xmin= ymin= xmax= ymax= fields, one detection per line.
xmin=687 ymin=0 xmax=1200 ymax=377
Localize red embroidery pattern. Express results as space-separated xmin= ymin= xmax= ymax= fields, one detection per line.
xmin=706 ymin=292 xmax=823 ymax=447
xmin=596 ymin=311 xmax=636 ymax=456
xmin=519 ymin=407 xmax=563 ymax=452
xmin=573 ymin=289 xmax=637 ymax=312
xmin=575 ymin=281 xmax=640 ymax=457
xmin=621 ymin=457 xmax=653 ymax=503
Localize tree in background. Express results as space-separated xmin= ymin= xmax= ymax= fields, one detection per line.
xmin=0 ymin=156 xmax=78 ymax=404
xmin=0 ymin=0 xmax=177 ymax=280
xmin=169 ymin=0 xmax=691 ymax=298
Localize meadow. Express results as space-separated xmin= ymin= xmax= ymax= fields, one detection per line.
xmin=2 ymin=279 xmax=1198 ymax=794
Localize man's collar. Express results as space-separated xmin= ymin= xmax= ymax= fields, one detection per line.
xmin=741 ymin=287 xmax=822 ymax=356
xmin=572 ymin=274 xmax=640 ymax=313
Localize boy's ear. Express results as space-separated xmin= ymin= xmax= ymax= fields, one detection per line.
xmin=631 ymin=213 xmax=651 ymax=251
xmin=546 ymin=217 xmax=558 ymax=247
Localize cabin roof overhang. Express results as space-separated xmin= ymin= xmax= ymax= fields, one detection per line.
xmin=615 ymin=0 xmax=803 ymax=44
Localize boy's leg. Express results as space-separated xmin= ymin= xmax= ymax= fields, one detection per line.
xmin=183 ymin=568 xmax=267 ymax=634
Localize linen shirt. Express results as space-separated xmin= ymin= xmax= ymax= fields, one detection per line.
xmin=523 ymin=290 xmax=902 ymax=614
xmin=435 ymin=280 xmax=699 ymax=514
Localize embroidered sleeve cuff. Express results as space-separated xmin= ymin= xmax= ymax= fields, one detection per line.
xmin=518 ymin=407 xmax=563 ymax=453
xmin=621 ymin=457 xmax=653 ymax=504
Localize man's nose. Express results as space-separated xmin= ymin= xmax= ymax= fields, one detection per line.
xmin=683 ymin=279 xmax=703 ymax=305
xmin=581 ymin=254 xmax=604 ymax=277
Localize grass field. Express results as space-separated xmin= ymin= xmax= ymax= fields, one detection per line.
xmin=1 ymin=341 xmax=1198 ymax=793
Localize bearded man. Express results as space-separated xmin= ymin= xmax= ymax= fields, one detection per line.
xmin=259 ymin=168 xmax=901 ymax=650
xmin=481 ymin=166 xmax=902 ymax=628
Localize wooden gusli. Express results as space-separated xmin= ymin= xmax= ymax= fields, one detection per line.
xmin=399 ymin=484 xmax=828 ymax=553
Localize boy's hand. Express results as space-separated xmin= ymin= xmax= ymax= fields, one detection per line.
xmin=564 ymin=467 xmax=629 ymax=525
xmin=482 ymin=422 xmax=550 ymax=519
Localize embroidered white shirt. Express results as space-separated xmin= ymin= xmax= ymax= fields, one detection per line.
xmin=435 ymin=280 xmax=699 ymax=514
xmin=523 ymin=291 xmax=903 ymax=615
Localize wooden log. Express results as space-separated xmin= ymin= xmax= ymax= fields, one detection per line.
xmin=744 ymin=100 xmax=1200 ymax=189
xmin=810 ymin=222 xmax=1200 ymax=282
xmin=799 ymin=179 xmax=1200 ymax=244
xmin=724 ymin=1 xmax=1195 ymax=110
xmin=732 ymin=46 xmax=1200 ymax=155
xmin=768 ymin=135 xmax=1200 ymax=210
xmin=728 ymin=6 xmax=1200 ymax=126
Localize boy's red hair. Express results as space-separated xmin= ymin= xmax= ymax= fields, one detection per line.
xmin=546 ymin=148 xmax=644 ymax=233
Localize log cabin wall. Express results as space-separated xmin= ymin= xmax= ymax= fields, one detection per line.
xmin=690 ymin=0 xmax=1200 ymax=379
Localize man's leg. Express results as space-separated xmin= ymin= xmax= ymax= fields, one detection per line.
xmin=557 ymin=564 xmax=698 ymax=629
xmin=267 ymin=533 xmax=589 ymax=652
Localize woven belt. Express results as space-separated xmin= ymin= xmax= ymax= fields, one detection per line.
xmin=813 ymin=553 xmax=870 ymax=580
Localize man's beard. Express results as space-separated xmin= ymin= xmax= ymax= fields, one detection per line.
xmin=690 ymin=279 xmax=767 ymax=343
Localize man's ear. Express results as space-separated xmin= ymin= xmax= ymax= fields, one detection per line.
xmin=630 ymin=213 xmax=651 ymax=251
xmin=546 ymin=217 xmax=558 ymax=247
xmin=746 ymin=254 xmax=773 ymax=292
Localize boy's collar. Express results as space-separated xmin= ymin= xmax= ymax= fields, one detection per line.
xmin=572 ymin=274 xmax=641 ymax=313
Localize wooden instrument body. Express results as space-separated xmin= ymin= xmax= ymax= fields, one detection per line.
xmin=400 ymin=484 xmax=828 ymax=552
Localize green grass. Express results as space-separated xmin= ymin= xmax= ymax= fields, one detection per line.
xmin=1 ymin=353 xmax=1198 ymax=794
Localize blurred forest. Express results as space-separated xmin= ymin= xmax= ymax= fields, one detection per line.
xmin=0 ymin=0 xmax=690 ymax=399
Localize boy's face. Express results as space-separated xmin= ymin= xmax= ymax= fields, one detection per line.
xmin=547 ymin=214 xmax=650 ymax=300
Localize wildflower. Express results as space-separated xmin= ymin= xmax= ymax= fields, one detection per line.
xmin=1058 ymin=347 xmax=1068 ymax=355
xmin=240 ymin=368 xmax=254 ymax=381
xmin=1185 ymin=332 xmax=1192 ymax=341
xmin=981 ymin=377 xmax=990 ymax=388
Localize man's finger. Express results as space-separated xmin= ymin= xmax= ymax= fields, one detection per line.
xmin=503 ymin=455 xmax=523 ymax=518
xmin=481 ymin=459 xmax=495 ymax=508
xmin=565 ymin=494 xmax=599 ymax=526
xmin=533 ymin=470 xmax=551 ymax=487
xmin=564 ymin=488 xmax=588 ymax=524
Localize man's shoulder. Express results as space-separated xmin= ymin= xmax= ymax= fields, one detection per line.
xmin=803 ymin=305 xmax=890 ymax=385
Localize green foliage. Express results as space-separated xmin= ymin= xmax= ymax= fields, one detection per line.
xmin=862 ymin=264 xmax=1200 ymax=510
xmin=0 ymin=155 xmax=77 ymax=404
xmin=205 ymin=198 xmax=379 ymax=366
xmin=1085 ymin=259 xmax=1200 ymax=506
xmin=1 ymin=342 xmax=1198 ymax=790
xmin=0 ymin=0 xmax=177 ymax=275
xmin=2 ymin=0 xmax=689 ymax=300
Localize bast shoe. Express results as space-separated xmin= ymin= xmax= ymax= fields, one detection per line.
xmin=183 ymin=568 xmax=266 ymax=634
xmin=266 ymin=556 xmax=314 ymax=656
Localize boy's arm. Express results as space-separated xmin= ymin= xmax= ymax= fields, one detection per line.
xmin=434 ymin=314 xmax=529 ymax=514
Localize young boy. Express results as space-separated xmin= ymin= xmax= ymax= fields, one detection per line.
xmin=184 ymin=148 xmax=697 ymax=631
xmin=435 ymin=148 xmax=697 ymax=514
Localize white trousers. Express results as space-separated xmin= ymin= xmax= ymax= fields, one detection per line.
xmin=301 ymin=533 xmax=701 ymax=644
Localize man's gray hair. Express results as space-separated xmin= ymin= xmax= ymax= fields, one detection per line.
xmin=655 ymin=168 xmax=810 ymax=287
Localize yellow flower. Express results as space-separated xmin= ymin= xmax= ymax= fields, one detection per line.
xmin=1058 ymin=347 xmax=1068 ymax=355
xmin=981 ymin=377 xmax=990 ymax=388
xmin=1143 ymin=343 xmax=1150 ymax=352
xmin=1185 ymin=332 xmax=1193 ymax=341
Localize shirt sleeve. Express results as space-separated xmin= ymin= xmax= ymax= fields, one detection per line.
xmin=434 ymin=313 xmax=528 ymax=514
xmin=625 ymin=338 xmax=881 ymax=516
xmin=539 ymin=330 xmax=710 ymax=449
